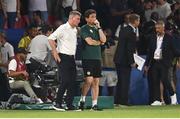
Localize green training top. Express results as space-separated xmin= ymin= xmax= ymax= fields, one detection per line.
xmin=80 ymin=24 xmax=101 ymax=60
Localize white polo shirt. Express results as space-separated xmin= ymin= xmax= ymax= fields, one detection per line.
xmin=48 ymin=22 xmax=78 ymax=56
xmin=0 ymin=42 xmax=14 ymax=73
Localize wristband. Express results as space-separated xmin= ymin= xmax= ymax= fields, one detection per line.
xmin=97 ymin=27 xmax=102 ymax=30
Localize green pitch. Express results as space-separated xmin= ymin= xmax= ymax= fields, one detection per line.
xmin=0 ymin=105 xmax=180 ymax=118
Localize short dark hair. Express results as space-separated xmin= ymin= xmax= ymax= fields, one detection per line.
xmin=16 ymin=47 xmax=30 ymax=54
xmin=33 ymin=10 xmax=42 ymax=18
xmin=129 ymin=14 xmax=140 ymax=24
xmin=84 ymin=9 xmax=96 ymax=18
xmin=40 ymin=25 xmax=53 ymax=34
xmin=0 ymin=32 xmax=7 ymax=40
xmin=151 ymin=12 xmax=159 ymax=21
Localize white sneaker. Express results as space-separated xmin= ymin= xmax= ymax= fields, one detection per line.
xmin=151 ymin=101 xmax=162 ymax=106
xmin=36 ymin=98 xmax=43 ymax=104
xmin=171 ymin=93 xmax=177 ymax=105
xmin=53 ymin=105 xmax=66 ymax=111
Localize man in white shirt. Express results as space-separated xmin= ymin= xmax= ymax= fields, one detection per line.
xmin=48 ymin=10 xmax=81 ymax=111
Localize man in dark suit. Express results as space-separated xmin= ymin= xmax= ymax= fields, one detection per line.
xmin=144 ymin=20 xmax=177 ymax=105
xmin=113 ymin=13 xmax=140 ymax=106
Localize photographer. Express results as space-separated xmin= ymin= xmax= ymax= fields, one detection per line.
xmin=7 ymin=48 xmax=42 ymax=103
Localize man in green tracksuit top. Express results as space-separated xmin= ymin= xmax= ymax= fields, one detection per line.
xmin=78 ymin=9 xmax=106 ymax=111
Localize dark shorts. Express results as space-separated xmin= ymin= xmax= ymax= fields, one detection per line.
xmin=82 ymin=59 xmax=102 ymax=78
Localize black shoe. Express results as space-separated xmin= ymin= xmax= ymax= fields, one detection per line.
xmin=66 ymin=105 xmax=81 ymax=111
xmin=78 ymin=101 xmax=85 ymax=110
xmin=91 ymin=105 xmax=103 ymax=111
xmin=53 ymin=104 xmax=66 ymax=111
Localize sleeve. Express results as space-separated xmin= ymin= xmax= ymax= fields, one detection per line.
xmin=48 ymin=26 xmax=63 ymax=41
xmin=80 ymin=27 xmax=90 ymax=40
xmin=8 ymin=59 xmax=17 ymax=71
xmin=18 ymin=38 xmax=25 ymax=48
xmin=164 ymin=4 xmax=172 ymax=18
xmin=46 ymin=39 xmax=52 ymax=50
xmin=126 ymin=32 xmax=136 ymax=65
xmin=8 ymin=44 xmax=15 ymax=57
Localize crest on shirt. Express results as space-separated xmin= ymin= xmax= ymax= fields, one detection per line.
xmin=87 ymin=71 xmax=91 ymax=75
xmin=90 ymin=29 xmax=93 ymax=33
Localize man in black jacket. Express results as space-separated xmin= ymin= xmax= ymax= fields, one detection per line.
xmin=113 ymin=13 xmax=140 ymax=106
xmin=144 ymin=20 xmax=177 ymax=105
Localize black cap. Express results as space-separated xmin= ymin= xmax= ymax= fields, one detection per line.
xmin=16 ymin=48 xmax=30 ymax=54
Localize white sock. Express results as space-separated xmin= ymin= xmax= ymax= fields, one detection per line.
xmin=80 ymin=96 xmax=86 ymax=102
xmin=92 ymin=100 xmax=97 ymax=106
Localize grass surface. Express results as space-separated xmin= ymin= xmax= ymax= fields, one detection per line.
xmin=0 ymin=105 xmax=180 ymax=118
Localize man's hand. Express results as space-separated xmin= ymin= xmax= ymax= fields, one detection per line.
xmin=143 ymin=66 xmax=149 ymax=76
xmin=21 ymin=71 xmax=29 ymax=80
xmin=131 ymin=63 xmax=137 ymax=68
xmin=52 ymin=50 xmax=61 ymax=63
xmin=94 ymin=19 xmax=101 ymax=28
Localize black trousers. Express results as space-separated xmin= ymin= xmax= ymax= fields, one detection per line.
xmin=149 ymin=60 xmax=174 ymax=102
xmin=115 ymin=64 xmax=131 ymax=105
xmin=0 ymin=71 xmax=12 ymax=101
xmin=56 ymin=53 xmax=76 ymax=108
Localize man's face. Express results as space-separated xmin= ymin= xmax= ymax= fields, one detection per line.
xmin=134 ymin=18 xmax=140 ymax=27
xmin=29 ymin=28 xmax=38 ymax=38
xmin=0 ymin=35 xmax=5 ymax=45
xmin=20 ymin=53 xmax=27 ymax=61
xmin=85 ymin=13 xmax=97 ymax=25
xmin=71 ymin=15 xmax=81 ymax=27
xmin=155 ymin=24 xmax=164 ymax=34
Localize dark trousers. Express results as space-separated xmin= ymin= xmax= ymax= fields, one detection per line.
xmin=0 ymin=71 xmax=12 ymax=101
xmin=56 ymin=53 xmax=76 ymax=108
xmin=115 ymin=64 xmax=131 ymax=105
xmin=149 ymin=61 xmax=174 ymax=102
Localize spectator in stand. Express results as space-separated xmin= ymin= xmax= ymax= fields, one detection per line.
xmin=62 ymin=0 xmax=80 ymax=19
xmin=110 ymin=0 xmax=132 ymax=38
xmin=141 ymin=12 xmax=159 ymax=55
xmin=156 ymin=0 xmax=172 ymax=21
xmin=144 ymin=1 xmax=154 ymax=22
xmin=18 ymin=25 xmax=38 ymax=49
xmin=19 ymin=0 xmax=30 ymax=28
xmin=5 ymin=0 xmax=21 ymax=28
xmin=0 ymin=0 xmax=7 ymax=29
xmin=31 ymin=10 xmax=46 ymax=28
xmin=28 ymin=0 xmax=48 ymax=23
